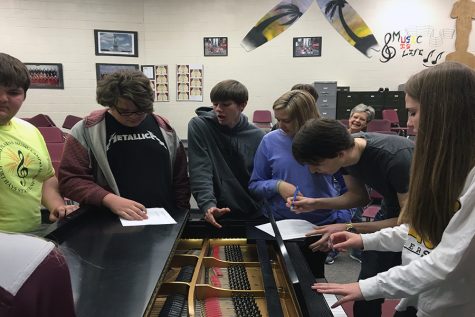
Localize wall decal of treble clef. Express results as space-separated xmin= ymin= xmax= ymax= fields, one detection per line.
xmin=17 ymin=150 xmax=29 ymax=187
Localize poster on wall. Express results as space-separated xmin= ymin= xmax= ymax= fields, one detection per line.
xmin=293 ymin=37 xmax=321 ymax=57
xmin=155 ymin=65 xmax=169 ymax=102
xmin=141 ymin=65 xmax=169 ymax=102
xmin=96 ymin=63 xmax=139 ymax=81
xmin=176 ymin=64 xmax=203 ymax=101
xmin=25 ymin=63 xmax=64 ymax=89
xmin=94 ymin=29 xmax=138 ymax=57
xmin=204 ymin=37 xmax=228 ymax=56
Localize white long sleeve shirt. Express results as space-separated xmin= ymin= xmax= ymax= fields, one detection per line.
xmin=359 ymin=167 xmax=475 ymax=317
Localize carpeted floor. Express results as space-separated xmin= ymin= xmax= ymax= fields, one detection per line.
xmin=325 ymin=250 xmax=361 ymax=284
xmin=325 ymin=250 xmax=400 ymax=317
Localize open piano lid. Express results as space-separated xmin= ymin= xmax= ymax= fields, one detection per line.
xmin=266 ymin=205 xmax=335 ymax=317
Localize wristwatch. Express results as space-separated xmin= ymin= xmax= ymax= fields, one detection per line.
xmin=346 ymin=223 xmax=358 ymax=233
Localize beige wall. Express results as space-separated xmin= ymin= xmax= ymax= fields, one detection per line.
xmin=0 ymin=0 xmax=464 ymax=138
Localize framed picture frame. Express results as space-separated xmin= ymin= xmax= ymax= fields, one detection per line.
xmin=25 ymin=63 xmax=64 ymax=89
xmin=94 ymin=29 xmax=138 ymax=57
xmin=95 ymin=63 xmax=139 ymax=81
xmin=141 ymin=65 xmax=155 ymax=79
xmin=204 ymin=37 xmax=228 ymax=56
xmin=293 ymin=37 xmax=322 ymax=57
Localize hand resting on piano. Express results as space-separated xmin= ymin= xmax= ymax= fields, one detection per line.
xmin=204 ymin=206 xmax=231 ymax=228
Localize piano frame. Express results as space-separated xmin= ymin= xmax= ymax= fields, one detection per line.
xmin=43 ymin=206 xmax=335 ymax=317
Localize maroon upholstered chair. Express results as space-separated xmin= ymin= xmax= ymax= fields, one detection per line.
xmin=37 ymin=127 xmax=65 ymax=174
xmin=367 ymin=119 xmax=391 ymax=132
xmin=62 ymin=115 xmax=82 ymax=130
xmin=46 ymin=143 xmax=64 ymax=174
xmin=37 ymin=127 xmax=65 ymax=143
xmin=362 ymin=189 xmax=383 ymax=221
xmin=382 ymin=109 xmax=408 ymax=135
xmin=23 ymin=114 xmax=56 ymax=127
xmin=252 ymin=110 xmax=273 ymax=130
xmin=339 ymin=119 xmax=349 ymax=129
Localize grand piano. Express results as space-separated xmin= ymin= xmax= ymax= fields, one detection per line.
xmin=43 ymin=206 xmax=347 ymax=317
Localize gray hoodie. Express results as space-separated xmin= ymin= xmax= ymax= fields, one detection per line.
xmin=187 ymin=107 xmax=264 ymax=219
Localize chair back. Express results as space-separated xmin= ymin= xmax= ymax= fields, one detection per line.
xmin=62 ymin=115 xmax=82 ymax=130
xmin=23 ymin=114 xmax=57 ymax=127
xmin=38 ymin=127 xmax=65 ymax=143
xmin=382 ymin=109 xmax=400 ymax=127
xmin=367 ymin=119 xmax=391 ymax=132
xmin=252 ymin=110 xmax=272 ymax=130
xmin=339 ymin=119 xmax=349 ymax=129
xmin=369 ymin=189 xmax=383 ymax=200
xmin=252 ymin=110 xmax=272 ymax=123
xmin=46 ymin=143 xmax=64 ymax=175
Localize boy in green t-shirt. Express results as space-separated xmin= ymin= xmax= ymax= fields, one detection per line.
xmin=0 ymin=53 xmax=77 ymax=233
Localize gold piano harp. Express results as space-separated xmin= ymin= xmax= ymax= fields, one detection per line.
xmin=145 ymin=238 xmax=303 ymax=317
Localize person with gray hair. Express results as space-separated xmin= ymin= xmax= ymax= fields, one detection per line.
xmin=59 ymin=70 xmax=190 ymax=220
xmin=348 ymin=104 xmax=375 ymax=133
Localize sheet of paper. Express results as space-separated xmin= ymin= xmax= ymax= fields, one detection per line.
xmin=120 ymin=208 xmax=177 ymax=227
xmin=255 ymin=219 xmax=319 ymax=240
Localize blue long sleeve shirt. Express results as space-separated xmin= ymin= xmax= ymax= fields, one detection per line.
xmin=249 ymin=129 xmax=351 ymax=225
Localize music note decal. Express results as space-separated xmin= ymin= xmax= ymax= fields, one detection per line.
xmin=423 ymin=49 xmax=445 ymax=67
xmin=16 ymin=150 xmax=29 ymax=187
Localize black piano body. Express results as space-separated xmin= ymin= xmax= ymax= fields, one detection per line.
xmin=44 ymin=206 xmax=336 ymax=317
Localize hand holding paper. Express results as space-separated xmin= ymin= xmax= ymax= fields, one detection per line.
xmin=120 ymin=208 xmax=176 ymax=227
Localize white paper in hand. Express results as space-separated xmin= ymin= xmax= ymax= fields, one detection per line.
xmin=255 ymin=219 xmax=319 ymax=240
xmin=120 ymin=208 xmax=177 ymax=227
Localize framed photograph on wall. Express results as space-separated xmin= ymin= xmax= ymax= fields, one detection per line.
xmin=25 ymin=63 xmax=64 ymax=89
xmin=141 ymin=65 xmax=155 ymax=79
xmin=204 ymin=37 xmax=228 ymax=56
xmin=96 ymin=63 xmax=139 ymax=81
xmin=94 ymin=29 xmax=138 ymax=57
xmin=293 ymin=37 xmax=322 ymax=57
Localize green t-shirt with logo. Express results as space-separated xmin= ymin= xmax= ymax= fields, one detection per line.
xmin=0 ymin=118 xmax=54 ymax=232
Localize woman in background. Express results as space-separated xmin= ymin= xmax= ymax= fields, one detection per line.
xmin=347 ymin=104 xmax=375 ymax=133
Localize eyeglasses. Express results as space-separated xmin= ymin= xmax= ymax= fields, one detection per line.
xmin=114 ymin=107 xmax=147 ymax=117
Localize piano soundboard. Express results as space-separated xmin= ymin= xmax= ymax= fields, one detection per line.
xmin=145 ymin=239 xmax=348 ymax=317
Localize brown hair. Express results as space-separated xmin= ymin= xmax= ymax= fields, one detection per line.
xmin=291 ymin=83 xmax=319 ymax=101
xmin=273 ymin=90 xmax=320 ymax=133
xmin=210 ymin=79 xmax=248 ymax=104
xmin=0 ymin=53 xmax=30 ymax=94
xmin=400 ymin=61 xmax=475 ymax=245
xmin=292 ymin=118 xmax=355 ymax=164
xmin=96 ymin=70 xmax=154 ymax=112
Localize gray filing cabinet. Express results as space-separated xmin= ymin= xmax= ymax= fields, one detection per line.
xmin=314 ymin=81 xmax=337 ymax=119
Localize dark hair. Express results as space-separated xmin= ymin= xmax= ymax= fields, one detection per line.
xmin=96 ymin=70 xmax=154 ymax=112
xmin=0 ymin=53 xmax=30 ymax=94
xmin=292 ymin=118 xmax=355 ymax=164
xmin=400 ymin=61 xmax=475 ymax=245
xmin=291 ymin=83 xmax=318 ymax=101
xmin=210 ymin=79 xmax=248 ymax=104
